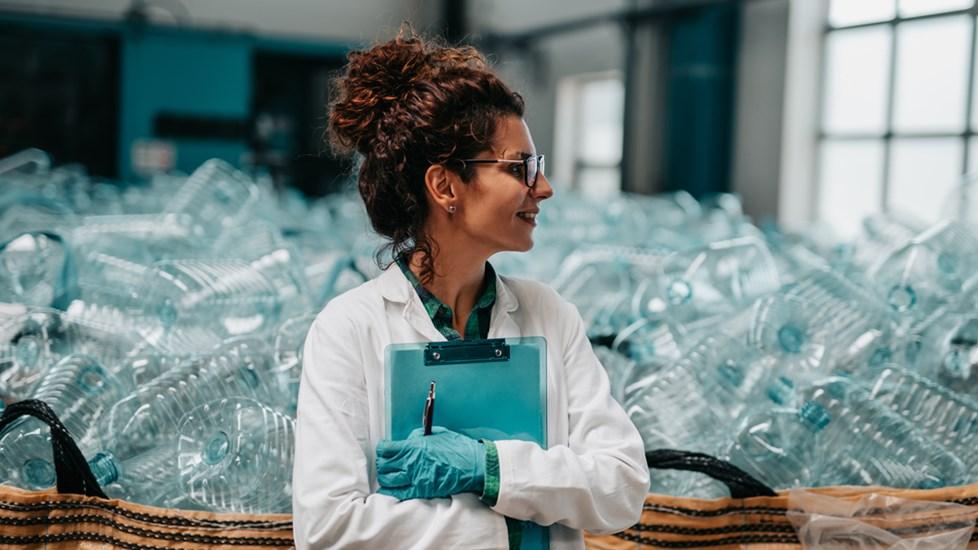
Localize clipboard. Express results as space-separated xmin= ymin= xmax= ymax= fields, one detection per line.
xmin=385 ymin=337 xmax=549 ymax=550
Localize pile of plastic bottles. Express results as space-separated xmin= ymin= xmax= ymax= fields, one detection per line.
xmin=0 ymin=149 xmax=378 ymax=513
xmin=552 ymin=187 xmax=978 ymax=498
xmin=2 ymin=147 xmax=978 ymax=512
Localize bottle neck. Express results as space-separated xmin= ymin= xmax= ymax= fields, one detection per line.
xmin=88 ymin=452 xmax=120 ymax=486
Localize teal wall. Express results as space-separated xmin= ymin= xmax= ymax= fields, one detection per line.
xmin=119 ymin=26 xmax=252 ymax=180
xmin=663 ymin=4 xmax=740 ymax=198
xmin=0 ymin=11 xmax=350 ymax=182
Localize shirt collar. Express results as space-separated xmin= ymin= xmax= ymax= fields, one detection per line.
xmin=376 ymin=259 xmax=518 ymax=316
xmin=394 ymin=257 xmax=496 ymax=319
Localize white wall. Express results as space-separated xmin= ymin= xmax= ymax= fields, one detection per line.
xmin=731 ymin=0 xmax=790 ymax=223
xmin=778 ymin=0 xmax=828 ymax=229
xmin=0 ymin=0 xmax=433 ymax=43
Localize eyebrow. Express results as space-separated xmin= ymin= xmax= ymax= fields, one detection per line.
xmin=502 ymin=150 xmax=534 ymax=160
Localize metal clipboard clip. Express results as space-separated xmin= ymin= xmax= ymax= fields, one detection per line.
xmin=423 ymin=338 xmax=511 ymax=366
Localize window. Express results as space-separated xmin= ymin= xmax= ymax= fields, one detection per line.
xmin=817 ymin=0 xmax=976 ymax=237
xmin=554 ymin=72 xmax=624 ymax=198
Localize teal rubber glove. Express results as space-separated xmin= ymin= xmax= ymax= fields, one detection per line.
xmin=376 ymin=426 xmax=486 ymax=500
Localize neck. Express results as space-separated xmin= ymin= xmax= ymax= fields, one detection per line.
xmin=408 ymin=228 xmax=492 ymax=335
xmin=408 ymin=246 xmax=488 ymax=312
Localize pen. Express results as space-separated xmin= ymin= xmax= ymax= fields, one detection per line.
xmin=423 ymin=380 xmax=435 ymax=436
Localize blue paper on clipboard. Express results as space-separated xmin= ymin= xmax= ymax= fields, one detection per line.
xmin=386 ymin=337 xmax=549 ymax=550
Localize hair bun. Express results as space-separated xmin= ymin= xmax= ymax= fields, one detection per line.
xmin=328 ymin=30 xmax=488 ymax=156
xmin=328 ymin=35 xmax=425 ymax=155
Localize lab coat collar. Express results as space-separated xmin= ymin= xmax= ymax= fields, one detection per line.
xmin=376 ymin=265 xmax=412 ymax=304
xmin=376 ymin=263 xmax=521 ymax=339
xmin=490 ymin=274 xmax=521 ymax=338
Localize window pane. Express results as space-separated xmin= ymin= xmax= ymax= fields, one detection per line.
xmin=577 ymin=78 xmax=624 ymax=165
xmin=899 ymin=0 xmax=972 ymax=17
xmin=818 ymin=140 xmax=885 ymax=239
xmin=972 ymin=19 xmax=978 ymax=130
xmin=829 ymin=0 xmax=895 ymax=27
xmin=888 ymin=137 xmax=964 ymax=222
xmin=893 ymin=16 xmax=971 ymax=133
xmin=950 ymin=137 xmax=978 ymax=219
xmin=576 ymin=167 xmax=621 ymax=199
xmin=969 ymin=136 xmax=978 ymax=173
xmin=823 ymin=27 xmax=892 ymax=135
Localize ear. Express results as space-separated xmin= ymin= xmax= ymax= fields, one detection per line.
xmin=423 ymin=164 xmax=460 ymax=213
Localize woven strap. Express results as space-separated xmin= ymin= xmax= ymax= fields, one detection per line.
xmin=0 ymin=399 xmax=107 ymax=498
xmin=646 ymin=449 xmax=777 ymax=499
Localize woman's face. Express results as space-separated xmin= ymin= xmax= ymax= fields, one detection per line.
xmin=454 ymin=115 xmax=554 ymax=254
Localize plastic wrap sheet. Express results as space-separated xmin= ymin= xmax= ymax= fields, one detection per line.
xmin=788 ymin=489 xmax=976 ymax=549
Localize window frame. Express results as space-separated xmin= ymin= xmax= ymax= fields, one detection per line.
xmin=815 ymin=1 xmax=978 ymax=229
xmin=553 ymin=70 xmax=625 ymax=197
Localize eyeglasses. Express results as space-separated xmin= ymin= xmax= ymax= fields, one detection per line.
xmin=455 ymin=154 xmax=545 ymax=189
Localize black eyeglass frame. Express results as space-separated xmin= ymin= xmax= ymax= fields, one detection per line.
xmin=453 ymin=154 xmax=545 ymax=189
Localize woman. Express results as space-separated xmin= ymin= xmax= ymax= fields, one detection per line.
xmin=293 ymin=30 xmax=649 ymax=549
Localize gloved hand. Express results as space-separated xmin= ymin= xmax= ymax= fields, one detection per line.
xmin=376 ymin=426 xmax=486 ymax=500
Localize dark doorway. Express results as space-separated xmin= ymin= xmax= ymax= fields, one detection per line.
xmin=0 ymin=23 xmax=120 ymax=177
xmin=250 ymin=51 xmax=350 ymax=197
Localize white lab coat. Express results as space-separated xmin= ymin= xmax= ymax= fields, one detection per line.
xmin=292 ymin=265 xmax=649 ymax=549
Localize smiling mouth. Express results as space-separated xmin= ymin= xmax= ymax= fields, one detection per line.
xmin=516 ymin=212 xmax=537 ymax=225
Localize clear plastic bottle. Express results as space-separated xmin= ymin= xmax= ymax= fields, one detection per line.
xmin=89 ymin=448 xmax=204 ymax=510
xmin=177 ymin=397 xmax=294 ymax=513
xmin=650 ymin=237 xmax=781 ymax=326
xmin=730 ymin=378 xmax=966 ymax=490
xmin=0 ymin=308 xmax=70 ymax=401
xmin=853 ymin=212 xmax=925 ymax=269
xmin=551 ymin=248 xmax=662 ymax=333
xmin=211 ymin=221 xmax=312 ymax=318
xmin=103 ymin=342 xmax=279 ymax=466
xmin=748 ymin=294 xmax=831 ymax=381
xmin=763 ymin=269 xmax=897 ymax=376
xmin=133 ymin=259 xmax=281 ymax=353
xmin=114 ymin=352 xmax=188 ymax=388
xmin=73 ymin=213 xmax=194 ymax=244
xmin=869 ymin=221 xmax=978 ymax=330
xmin=899 ymin=311 xmax=978 ymax=399
xmin=64 ymin=232 xmax=170 ymax=342
xmin=0 ymin=148 xmax=50 ymax=175
xmin=624 ymin=335 xmax=762 ymax=499
xmin=0 ymin=193 xmax=77 ymax=251
xmin=163 ymin=159 xmax=258 ymax=238
xmin=273 ymin=313 xmax=317 ymax=415
xmin=0 ymin=418 xmax=58 ymax=489
xmin=312 ymin=252 xmax=370 ymax=307
xmin=624 ymin=361 xmax=723 ymax=453
xmin=0 ymin=354 xmax=127 ymax=489
xmin=687 ymin=334 xmax=769 ymax=420
xmin=759 ymin=222 xmax=832 ymax=286
xmin=726 ymin=406 xmax=819 ymax=489
xmin=941 ymin=172 xmax=978 ymax=231
xmin=809 ymin=378 xmax=965 ymax=488
xmin=864 ymin=366 xmax=978 ymax=470
xmin=611 ymin=317 xmax=683 ymax=368
xmin=0 ymin=232 xmax=75 ymax=309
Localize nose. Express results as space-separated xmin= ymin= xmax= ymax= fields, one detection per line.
xmin=533 ymin=172 xmax=554 ymax=200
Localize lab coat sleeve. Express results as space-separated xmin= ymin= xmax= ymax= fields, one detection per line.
xmin=491 ymin=293 xmax=650 ymax=535
xmin=292 ymin=300 xmax=508 ymax=550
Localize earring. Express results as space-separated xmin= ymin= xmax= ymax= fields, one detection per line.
xmin=448 ymin=205 xmax=456 ymax=214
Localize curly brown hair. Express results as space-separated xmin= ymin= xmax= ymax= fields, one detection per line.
xmin=327 ymin=28 xmax=525 ymax=284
